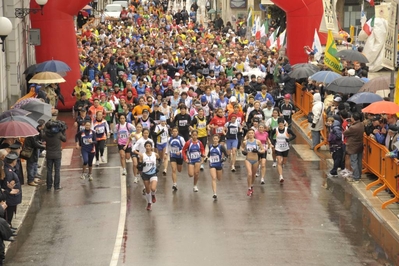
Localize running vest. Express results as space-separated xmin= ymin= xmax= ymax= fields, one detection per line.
xmin=186 ymin=141 xmax=202 ymax=163
xmin=169 ymin=136 xmax=184 ymax=158
xmin=142 ymin=152 xmax=157 ymax=176
xmin=116 ymin=123 xmax=134 ymax=146
xmin=226 ymin=121 xmax=239 ymax=139
xmin=245 ymin=139 xmax=259 ymax=152
xmin=93 ymin=120 xmax=107 ymax=140
xmin=139 ymin=118 xmax=151 ymax=129
xmin=194 ymin=116 xmax=207 ymax=137
xmin=209 ymin=145 xmax=223 ymax=168
xmin=275 ymin=128 xmax=289 ymax=152
xmin=156 ymin=124 xmax=169 ymax=144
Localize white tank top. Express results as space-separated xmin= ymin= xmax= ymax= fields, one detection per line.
xmin=142 ymin=152 xmax=157 ymax=175
xmin=275 ymin=127 xmax=289 ymax=152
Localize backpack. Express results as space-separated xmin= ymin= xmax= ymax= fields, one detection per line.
xmin=20 ymin=138 xmax=34 ymax=160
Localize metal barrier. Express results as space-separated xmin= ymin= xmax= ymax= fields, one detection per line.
xmin=364 ymin=135 xmax=399 ymax=208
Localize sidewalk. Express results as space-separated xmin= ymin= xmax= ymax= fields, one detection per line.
xmin=292 ymin=114 xmax=399 ymax=265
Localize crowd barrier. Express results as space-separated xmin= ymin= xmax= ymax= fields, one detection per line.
xmin=363 ymin=135 xmax=399 ymax=208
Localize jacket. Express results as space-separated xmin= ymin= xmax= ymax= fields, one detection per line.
xmin=24 ymin=135 xmax=46 ymax=162
xmin=2 ymin=164 xmax=22 ymax=206
xmin=328 ymin=120 xmax=343 ymax=152
xmin=41 ymin=129 xmax=67 ymax=160
xmin=310 ymin=93 xmax=324 ymax=131
xmin=344 ymin=120 xmax=364 ymax=155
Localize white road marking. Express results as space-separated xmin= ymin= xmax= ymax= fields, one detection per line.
xmin=61 ymin=148 xmax=73 ymax=166
xmin=110 ymin=169 xmax=127 ymax=266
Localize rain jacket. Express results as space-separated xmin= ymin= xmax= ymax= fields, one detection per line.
xmin=328 ymin=119 xmax=343 ymax=152
xmin=42 ymin=128 xmax=67 ymax=160
xmin=310 ymin=93 xmax=324 ymax=131
xmin=344 ymin=120 xmax=364 ymax=155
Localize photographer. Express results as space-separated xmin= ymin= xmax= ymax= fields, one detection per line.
xmin=42 ymin=120 xmax=67 ymax=191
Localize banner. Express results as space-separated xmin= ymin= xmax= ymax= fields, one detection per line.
xmin=324 ymin=30 xmax=341 ymax=73
xmin=319 ymin=0 xmax=339 ymax=35
xmin=381 ymin=1 xmax=397 ymax=70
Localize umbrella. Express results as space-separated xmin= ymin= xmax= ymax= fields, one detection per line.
xmin=326 ymin=77 xmax=365 ymax=94
xmin=289 ymin=65 xmax=317 ymax=80
xmin=0 ymin=116 xmax=39 ymax=128
xmin=309 ymin=71 xmax=341 ymax=84
xmin=292 ymin=63 xmax=320 ymax=72
xmin=29 ymin=72 xmax=66 ymax=84
xmin=336 ymin=49 xmax=369 ymax=63
xmin=358 ymin=76 xmax=390 ymax=98
xmin=35 ymin=60 xmax=71 ymax=73
xmin=20 ymin=100 xmax=52 ymax=122
xmin=0 ymin=120 xmax=39 ymax=138
xmin=83 ymin=4 xmax=92 ymax=9
xmin=347 ymin=92 xmax=383 ymax=104
xmin=0 ymin=109 xmax=31 ymax=121
xmin=362 ymin=101 xmax=399 ymax=114
xmin=23 ymin=64 xmax=37 ymax=75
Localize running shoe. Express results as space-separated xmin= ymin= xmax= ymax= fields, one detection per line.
xmin=172 ymin=185 xmax=178 ymax=191
xmin=247 ymin=188 xmax=253 ymax=196
xmin=213 ymin=194 xmax=218 ymax=200
xmin=80 ymin=173 xmax=86 ymax=180
xmin=200 ymin=164 xmax=204 ymax=171
xmin=231 ymin=166 xmax=236 ymax=172
xmin=163 ymin=170 xmax=167 ymax=176
xmin=279 ymin=176 xmax=284 ymax=184
xmin=101 ymin=156 xmax=105 ymax=162
xmin=133 ymin=176 xmax=139 ymax=183
xmin=339 ymin=169 xmax=349 ymax=175
xmin=88 ymin=174 xmax=93 ymax=181
xmin=327 ymin=173 xmax=338 ymax=178
xmin=193 ymin=186 xmax=199 ymax=192
xmin=152 ymin=195 xmax=156 ymax=203
xmin=272 ymin=162 xmax=277 ymax=168
xmin=342 ymin=171 xmax=353 ymax=178
xmin=251 ymin=186 xmax=254 ymax=194
xmin=146 ymin=203 xmax=152 ymax=211
xmin=261 ymin=178 xmax=265 ymax=185
xmin=256 ymin=173 xmax=259 ymax=177
xmin=122 ymin=168 xmax=127 ymax=175
xmin=96 ymin=160 xmax=100 ymax=167
xmin=142 ymin=188 xmax=146 ymax=195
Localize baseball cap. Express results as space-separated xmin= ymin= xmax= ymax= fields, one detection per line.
xmin=200 ymin=95 xmax=207 ymax=103
xmin=230 ymin=96 xmax=237 ymax=102
xmin=284 ymin=94 xmax=291 ymax=100
xmin=334 ymin=96 xmax=342 ymax=102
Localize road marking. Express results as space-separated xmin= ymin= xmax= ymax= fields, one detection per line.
xmin=61 ymin=148 xmax=73 ymax=166
xmin=110 ymin=169 xmax=127 ymax=266
xmin=60 ymin=166 xmax=120 ymax=171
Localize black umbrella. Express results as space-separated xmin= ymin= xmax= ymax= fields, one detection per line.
xmin=347 ymin=92 xmax=383 ymax=104
xmin=289 ymin=64 xmax=318 ymax=79
xmin=292 ymin=63 xmax=320 ymax=72
xmin=336 ymin=50 xmax=369 ymax=63
xmin=0 ymin=109 xmax=31 ymax=121
xmin=23 ymin=64 xmax=37 ymax=75
xmin=326 ymin=77 xmax=365 ymax=94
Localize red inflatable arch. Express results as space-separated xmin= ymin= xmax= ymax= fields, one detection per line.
xmin=271 ymin=0 xmax=324 ymax=65
xmin=30 ymin=0 xmax=91 ymax=110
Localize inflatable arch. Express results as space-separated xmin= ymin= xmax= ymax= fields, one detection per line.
xmin=30 ymin=0 xmax=91 ymax=110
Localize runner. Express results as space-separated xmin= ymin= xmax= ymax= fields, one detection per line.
xmin=172 ymin=105 xmax=191 ymax=141
xmin=92 ymin=111 xmax=110 ymax=166
xmin=207 ymin=135 xmax=228 ymax=200
xmin=127 ymin=123 xmax=143 ymax=183
xmin=138 ymin=141 xmax=159 ymax=211
xmin=266 ymin=108 xmax=286 ymax=167
xmin=255 ymin=123 xmax=273 ymax=184
xmin=224 ymin=114 xmax=241 ymax=172
xmin=273 ymin=118 xmax=296 ymax=183
xmin=154 ymin=116 xmax=169 ymax=175
xmin=114 ymin=114 xmax=135 ymax=175
xmin=208 ymin=107 xmax=226 ymax=145
xmin=182 ymin=130 xmax=205 ymax=192
xmin=168 ymin=127 xmax=186 ymax=191
xmin=75 ymin=120 xmax=97 ymax=181
xmin=241 ymin=128 xmax=265 ymax=196
xmin=190 ymin=108 xmax=208 ymax=170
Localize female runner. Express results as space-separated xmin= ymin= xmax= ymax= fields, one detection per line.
xmin=168 ymin=127 xmax=186 ymax=191
xmin=92 ymin=111 xmax=110 ymax=166
xmin=138 ymin=141 xmax=159 ymax=211
xmin=114 ymin=114 xmax=135 ymax=175
xmin=241 ymin=128 xmax=265 ymax=196
xmin=255 ymin=123 xmax=273 ymax=184
xmin=182 ymin=130 xmax=205 ymax=192
xmin=154 ymin=116 xmax=169 ymax=175
xmin=207 ymin=135 xmax=228 ymax=200
xmin=190 ymin=108 xmax=208 ymax=170
xmin=266 ymin=108 xmax=286 ymax=168
xmin=224 ymin=114 xmax=241 ymax=172
xmin=273 ymin=118 xmax=296 ymax=183
xmin=126 ymin=123 xmax=143 ymax=183
xmin=76 ymin=120 xmax=97 ymax=181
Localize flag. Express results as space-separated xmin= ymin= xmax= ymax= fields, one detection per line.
xmin=360 ymin=5 xmax=367 ymax=27
xmin=324 ymin=30 xmax=341 ymax=73
xmin=256 ymin=19 xmax=268 ymax=40
xmin=252 ymin=16 xmax=259 ymax=37
xmin=363 ymin=16 xmax=375 ymax=36
xmin=247 ymin=8 xmax=253 ymax=27
xmin=266 ymin=27 xmax=279 ymax=47
xmin=312 ymin=29 xmax=322 ymax=61
xmin=366 ymin=0 xmax=374 ymax=7
xmin=263 ymin=19 xmax=269 ymax=37
xmin=273 ymin=29 xmax=286 ymax=50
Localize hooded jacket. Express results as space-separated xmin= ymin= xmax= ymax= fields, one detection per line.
xmin=311 ymin=93 xmax=324 ymax=131
xmin=41 ymin=127 xmax=67 ymax=160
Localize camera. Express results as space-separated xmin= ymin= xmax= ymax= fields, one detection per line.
xmin=46 ymin=120 xmax=67 ymax=133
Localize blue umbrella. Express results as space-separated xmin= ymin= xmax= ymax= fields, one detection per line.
xmin=309 ymin=71 xmax=341 ymax=84
xmin=35 ymin=60 xmax=71 ymax=73
xmin=347 ymin=92 xmax=383 ymax=104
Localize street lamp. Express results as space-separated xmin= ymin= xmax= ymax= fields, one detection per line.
xmin=15 ymin=0 xmax=48 ymax=19
xmin=0 ymin=17 xmax=12 ymax=52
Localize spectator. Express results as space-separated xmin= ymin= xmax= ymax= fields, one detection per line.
xmin=326 ymin=116 xmax=343 ymax=177
xmin=24 ymin=120 xmax=46 ymax=186
xmin=310 ymin=93 xmax=324 ymax=150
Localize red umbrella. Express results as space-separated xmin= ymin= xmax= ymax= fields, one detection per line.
xmin=362 ymin=101 xmax=399 ymax=114
xmin=0 ymin=120 xmax=39 ymax=138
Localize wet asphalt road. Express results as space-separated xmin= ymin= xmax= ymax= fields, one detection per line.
xmin=7 ymin=114 xmax=382 ymax=266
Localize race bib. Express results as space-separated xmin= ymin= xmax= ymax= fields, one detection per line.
xmin=279 ymin=142 xmax=288 ymax=149
xmin=79 ymin=125 xmax=85 ymax=131
xmin=236 ymin=118 xmax=242 ymax=123
xmin=83 ymin=138 xmax=91 ymax=145
xmin=170 ymin=147 xmax=179 ymax=154
xmin=179 ymin=120 xmax=187 ymax=127
xmin=216 ymin=127 xmax=223 ymax=134
xmin=119 ymin=133 xmax=128 ymax=139
xmin=146 ymin=162 xmax=155 ymax=168
xmin=247 ymin=144 xmax=257 ymax=151
xmin=210 ymin=155 xmax=220 ymax=163
xmin=190 ymin=152 xmax=200 ymax=159
xmin=198 ymin=123 xmax=206 ymax=129
xmin=96 ymin=127 xmax=105 ymax=134
xmin=230 ymin=128 xmax=238 ymax=134
xmin=282 ymin=110 xmax=291 ymax=116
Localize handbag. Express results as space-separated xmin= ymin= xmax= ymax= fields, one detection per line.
xmin=307 ymin=112 xmax=314 ymax=123
xmin=19 ymin=142 xmax=33 ymax=160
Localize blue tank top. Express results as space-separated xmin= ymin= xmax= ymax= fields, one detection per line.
xmin=245 ymin=140 xmax=258 ymax=152
xmin=209 ymin=145 xmax=223 ymax=168
xmin=169 ymin=136 xmax=184 ymax=158
xmin=187 ymin=141 xmax=202 ymax=163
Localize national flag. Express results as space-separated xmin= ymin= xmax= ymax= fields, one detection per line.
xmin=266 ymin=27 xmax=279 ymax=47
xmin=365 ymin=0 xmax=374 ymax=7
xmin=324 ymin=30 xmax=341 ymax=73
xmin=312 ymin=29 xmax=322 ymax=61
xmin=252 ymin=16 xmax=259 ymax=37
xmin=363 ymin=16 xmax=374 ymax=36
xmin=274 ymin=29 xmax=286 ymax=50
xmin=360 ymin=5 xmax=367 ymax=27
xmin=247 ymin=8 xmax=253 ymax=27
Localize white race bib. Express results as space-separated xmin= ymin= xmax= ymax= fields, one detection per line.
xmin=216 ymin=127 xmax=223 ymax=134
xmin=190 ymin=152 xmax=200 ymax=159
xmin=210 ymin=155 xmax=220 ymax=163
